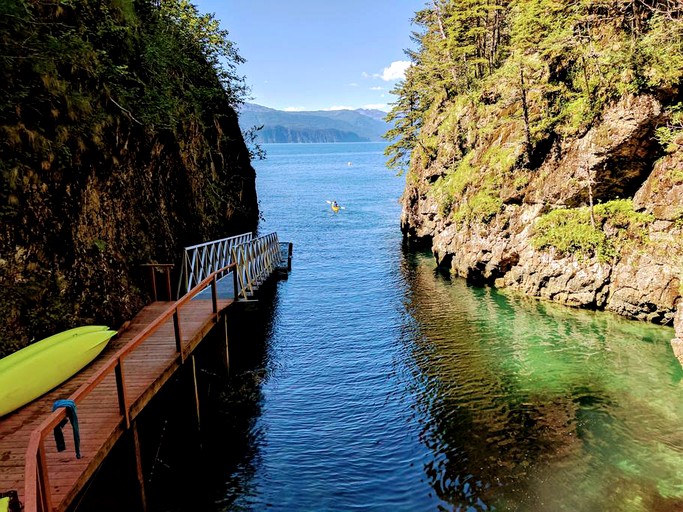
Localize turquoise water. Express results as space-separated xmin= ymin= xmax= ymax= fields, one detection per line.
xmin=206 ymin=142 xmax=683 ymax=511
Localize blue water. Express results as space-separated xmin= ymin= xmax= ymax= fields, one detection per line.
xmin=205 ymin=142 xmax=683 ymax=511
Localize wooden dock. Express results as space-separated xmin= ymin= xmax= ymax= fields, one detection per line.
xmin=0 ymin=233 xmax=291 ymax=512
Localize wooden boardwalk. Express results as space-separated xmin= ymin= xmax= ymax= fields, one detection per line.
xmin=0 ymin=232 xmax=292 ymax=512
xmin=0 ymin=297 xmax=231 ymax=511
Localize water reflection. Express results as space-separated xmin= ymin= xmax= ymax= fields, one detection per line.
xmin=400 ymin=251 xmax=683 ymax=511
xmin=199 ymin=293 xmax=280 ymax=512
xmin=173 ymin=141 xmax=683 ymax=512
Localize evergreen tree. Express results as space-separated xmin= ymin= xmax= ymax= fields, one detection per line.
xmin=385 ymin=0 xmax=683 ymax=176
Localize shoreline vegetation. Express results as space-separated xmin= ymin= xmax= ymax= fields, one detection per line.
xmin=386 ymin=0 xmax=683 ymax=363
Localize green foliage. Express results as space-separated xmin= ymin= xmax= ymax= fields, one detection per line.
xmin=241 ymin=124 xmax=266 ymax=160
xmin=533 ymin=208 xmax=607 ymax=258
xmin=594 ymin=199 xmax=652 ymax=227
xmin=640 ymin=16 xmax=683 ymax=89
xmin=430 ymin=152 xmax=476 ymax=215
xmin=656 ymin=127 xmax=677 ymax=152
xmin=533 ymin=200 xmax=654 ymax=261
xmin=384 ymin=66 xmax=426 ymax=174
xmin=667 ymin=168 xmax=683 ymax=185
xmin=386 ymin=0 xmax=683 ymax=175
xmin=460 ymin=189 xmax=503 ymax=224
xmin=0 ymin=0 xmax=255 ymax=354
xmin=157 ymin=0 xmax=247 ymax=106
xmin=655 ymin=103 xmax=683 ymax=153
xmin=431 ymin=161 xmax=504 ymax=226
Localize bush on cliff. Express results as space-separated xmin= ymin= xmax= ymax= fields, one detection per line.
xmin=386 ymin=0 xmax=683 ymax=212
xmin=532 ymin=200 xmax=654 ymax=261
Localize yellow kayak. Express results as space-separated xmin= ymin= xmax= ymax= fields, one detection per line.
xmin=0 ymin=326 xmax=116 ymax=416
xmin=331 ymin=203 xmax=340 ymax=213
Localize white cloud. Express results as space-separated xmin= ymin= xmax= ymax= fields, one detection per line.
xmin=361 ymin=71 xmax=371 ymax=78
xmin=370 ymin=86 xmax=383 ymax=91
xmin=284 ymin=106 xmax=306 ymax=112
xmin=362 ymin=103 xmax=388 ymax=111
xmin=381 ymin=60 xmax=411 ymax=81
xmin=349 ymin=83 xmax=359 ymax=87
xmin=324 ymin=105 xmax=355 ymax=111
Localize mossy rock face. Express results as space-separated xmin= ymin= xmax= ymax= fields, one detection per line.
xmin=634 ymin=151 xmax=683 ymax=222
xmin=400 ymin=92 xmax=683 ymax=323
xmin=0 ymin=0 xmax=258 ymax=356
xmin=532 ymin=200 xmax=654 ymax=262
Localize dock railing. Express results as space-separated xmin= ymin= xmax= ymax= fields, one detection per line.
xmin=23 ymin=232 xmax=290 ymax=511
xmin=177 ymin=233 xmax=252 ymax=298
xmin=23 ymin=262 xmax=236 ymax=512
xmin=232 ymin=232 xmax=282 ymax=299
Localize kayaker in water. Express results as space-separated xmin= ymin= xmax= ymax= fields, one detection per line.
xmin=326 ymin=200 xmax=344 ymax=212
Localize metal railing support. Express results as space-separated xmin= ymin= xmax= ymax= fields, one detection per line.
xmin=22 ymin=233 xmax=292 ymax=511
xmin=177 ymin=233 xmax=252 ymax=298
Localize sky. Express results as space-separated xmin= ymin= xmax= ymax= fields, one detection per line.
xmin=192 ymin=0 xmax=426 ymax=112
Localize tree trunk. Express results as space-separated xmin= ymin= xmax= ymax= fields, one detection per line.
xmin=432 ymin=0 xmax=459 ymax=85
xmin=519 ymin=64 xmax=532 ymax=164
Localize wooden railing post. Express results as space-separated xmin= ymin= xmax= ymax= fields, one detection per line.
xmin=173 ymin=309 xmax=183 ymax=359
xmin=131 ymin=421 xmax=147 ymax=512
xmin=164 ymin=267 xmax=172 ymax=301
xmin=190 ymin=355 xmax=201 ymax=436
xmin=114 ymin=358 xmax=130 ymax=428
xmin=149 ymin=266 xmax=157 ymax=302
xmin=221 ymin=315 xmax=230 ymax=372
xmin=211 ymin=275 xmax=218 ymax=317
xmin=37 ymin=439 xmax=52 ymax=512
xmin=142 ymin=264 xmax=174 ymax=302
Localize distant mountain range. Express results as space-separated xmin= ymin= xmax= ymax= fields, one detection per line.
xmin=238 ymin=103 xmax=390 ymax=143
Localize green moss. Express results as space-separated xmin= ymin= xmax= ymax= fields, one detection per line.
xmin=430 ymin=152 xmax=476 ymax=216
xmin=640 ymin=18 xmax=683 ymax=89
xmin=666 ymin=169 xmax=683 ymax=185
xmin=658 ymin=103 xmax=683 ymax=154
xmin=480 ymin=143 xmax=518 ymax=175
xmin=594 ymin=199 xmax=653 ymax=228
xmin=656 ymin=127 xmax=679 ymax=154
xmin=110 ymin=0 xmax=137 ymax=25
xmin=533 ymin=208 xmax=607 ymax=259
xmin=513 ymin=174 xmax=530 ymax=189
xmin=469 ymin=190 xmax=503 ymax=223
xmin=533 ymin=199 xmax=653 ymax=261
xmin=439 ymin=107 xmax=461 ymax=136
xmin=558 ymin=95 xmax=592 ymax=136
xmin=93 ymin=240 xmax=107 ymax=252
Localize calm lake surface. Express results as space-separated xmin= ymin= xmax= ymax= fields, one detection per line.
xmin=201 ymin=142 xmax=683 ymax=511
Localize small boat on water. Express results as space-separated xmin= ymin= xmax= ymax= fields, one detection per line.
xmin=0 ymin=326 xmax=116 ymax=416
xmin=327 ymin=200 xmax=344 ymax=213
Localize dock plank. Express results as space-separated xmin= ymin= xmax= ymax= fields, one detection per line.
xmin=0 ymin=298 xmax=232 ymax=512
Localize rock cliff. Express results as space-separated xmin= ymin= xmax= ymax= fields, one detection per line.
xmin=402 ymin=91 xmax=683 ymax=362
xmin=391 ymin=1 xmax=683 ymax=365
xmin=0 ymin=0 xmax=258 ymax=356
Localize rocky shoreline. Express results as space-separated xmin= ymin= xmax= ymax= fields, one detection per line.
xmin=401 ymin=94 xmax=683 ymax=366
